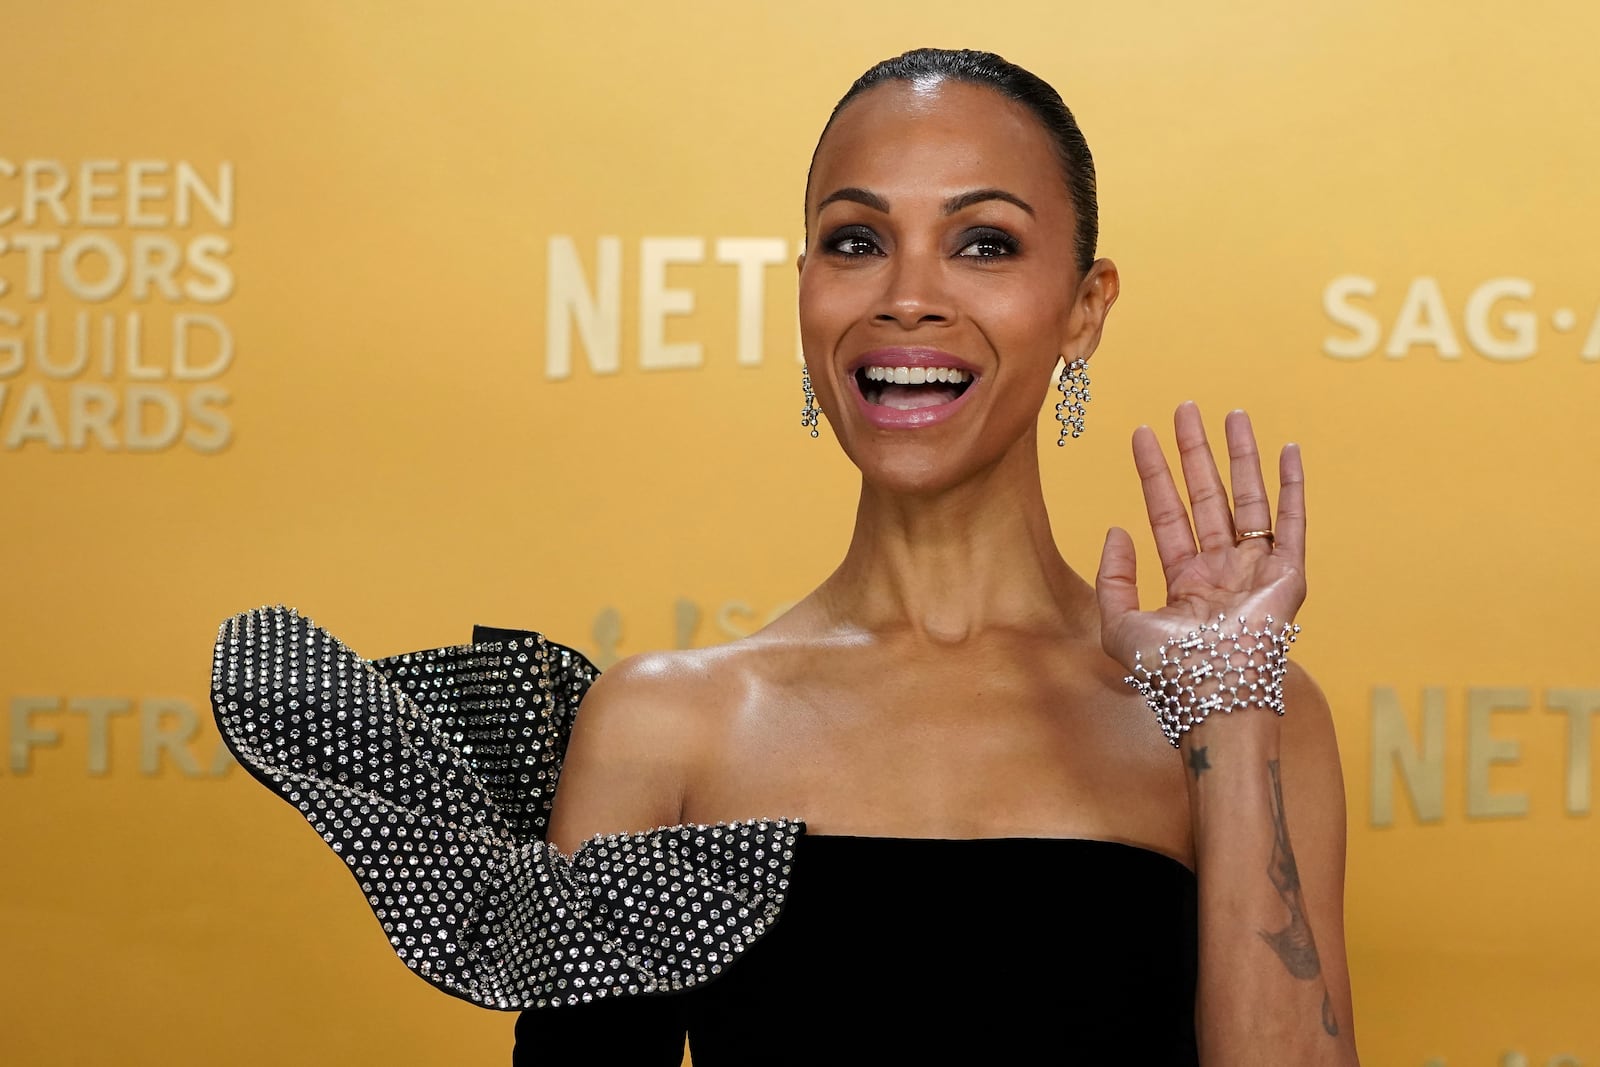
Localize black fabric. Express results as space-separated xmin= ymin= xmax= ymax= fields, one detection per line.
xmin=213 ymin=608 xmax=800 ymax=1011
xmin=514 ymin=834 xmax=1199 ymax=1066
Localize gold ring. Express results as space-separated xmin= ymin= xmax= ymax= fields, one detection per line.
xmin=1235 ymin=529 xmax=1275 ymax=545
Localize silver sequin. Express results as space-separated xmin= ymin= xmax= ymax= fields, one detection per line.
xmin=212 ymin=606 xmax=801 ymax=1010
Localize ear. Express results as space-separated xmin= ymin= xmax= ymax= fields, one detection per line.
xmin=1063 ymin=258 xmax=1120 ymax=363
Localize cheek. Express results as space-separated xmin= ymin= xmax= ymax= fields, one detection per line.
xmin=797 ymin=275 xmax=844 ymax=410
xmin=981 ymin=286 xmax=1074 ymax=414
xmin=798 ymin=270 xmax=862 ymax=358
xmin=982 ymin=284 xmax=1069 ymax=362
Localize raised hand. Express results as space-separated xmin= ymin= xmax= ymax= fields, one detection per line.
xmin=1094 ymin=401 xmax=1307 ymax=682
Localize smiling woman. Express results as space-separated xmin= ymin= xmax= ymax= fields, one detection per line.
xmin=213 ymin=46 xmax=1358 ymax=1067
xmin=797 ymin=63 xmax=1115 ymax=499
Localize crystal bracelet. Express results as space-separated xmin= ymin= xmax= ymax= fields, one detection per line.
xmin=1122 ymin=614 xmax=1300 ymax=748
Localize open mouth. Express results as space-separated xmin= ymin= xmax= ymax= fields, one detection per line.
xmin=856 ymin=365 xmax=975 ymax=410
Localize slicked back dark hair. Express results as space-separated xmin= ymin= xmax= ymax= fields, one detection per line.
xmin=806 ymin=47 xmax=1099 ymax=273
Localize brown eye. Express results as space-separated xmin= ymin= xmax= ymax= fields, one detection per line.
xmin=957 ymin=228 xmax=1020 ymax=258
xmin=823 ymin=225 xmax=884 ymax=256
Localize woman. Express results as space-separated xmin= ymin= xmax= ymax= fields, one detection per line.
xmin=213 ymin=48 xmax=1356 ymax=1065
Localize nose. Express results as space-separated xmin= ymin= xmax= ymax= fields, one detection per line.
xmin=873 ymin=248 xmax=953 ymax=329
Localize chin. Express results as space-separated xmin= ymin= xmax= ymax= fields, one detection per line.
xmin=841 ymin=435 xmax=985 ymax=499
xmin=836 ymin=411 xmax=1044 ymax=500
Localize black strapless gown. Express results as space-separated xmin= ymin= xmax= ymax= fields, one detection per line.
xmin=210 ymin=608 xmax=1199 ymax=1066
xmin=514 ymin=834 xmax=1199 ymax=1065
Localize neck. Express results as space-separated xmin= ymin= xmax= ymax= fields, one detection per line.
xmin=816 ymin=440 xmax=1096 ymax=643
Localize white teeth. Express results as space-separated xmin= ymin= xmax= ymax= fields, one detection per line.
xmin=860 ymin=365 xmax=972 ymax=384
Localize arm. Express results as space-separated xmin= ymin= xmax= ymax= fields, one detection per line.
xmin=524 ymin=655 xmax=701 ymax=1065
xmin=546 ymin=652 xmax=696 ymax=855
xmin=1182 ymin=662 xmax=1357 ymax=1062
xmin=1097 ymin=402 xmax=1359 ymax=1065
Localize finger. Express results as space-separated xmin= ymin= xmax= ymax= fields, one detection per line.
xmin=1224 ymin=409 xmax=1273 ymax=544
xmin=1274 ymin=443 xmax=1307 ymax=565
xmin=1095 ymin=526 xmax=1141 ymax=622
xmin=1174 ymin=401 xmax=1235 ymax=553
xmin=1131 ymin=424 xmax=1199 ymax=570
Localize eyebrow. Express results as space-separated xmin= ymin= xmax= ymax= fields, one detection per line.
xmin=944 ymin=188 xmax=1035 ymax=217
xmin=815 ymin=186 xmax=1035 ymax=218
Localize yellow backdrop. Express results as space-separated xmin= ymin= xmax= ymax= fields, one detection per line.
xmin=3 ymin=2 xmax=1596 ymax=1064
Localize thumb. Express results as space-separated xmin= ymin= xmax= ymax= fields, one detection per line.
xmin=1095 ymin=526 xmax=1140 ymax=624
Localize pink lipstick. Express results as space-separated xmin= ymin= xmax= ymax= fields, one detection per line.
xmin=847 ymin=347 xmax=980 ymax=430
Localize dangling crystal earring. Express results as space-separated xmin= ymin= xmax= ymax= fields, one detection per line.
xmin=1055 ymin=357 xmax=1090 ymax=445
xmin=800 ymin=366 xmax=821 ymax=438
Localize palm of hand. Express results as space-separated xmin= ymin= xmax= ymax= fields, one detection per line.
xmin=1095 ymin=403 xmax=1308 ymax=676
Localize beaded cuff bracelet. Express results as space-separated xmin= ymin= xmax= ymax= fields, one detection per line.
xmin=1122 ymin=614 xmax=1300 ymax=748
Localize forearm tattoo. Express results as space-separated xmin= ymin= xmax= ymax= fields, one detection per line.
xmin=1258 ymin=760 xmax=1320 ymax=978
xmin=1258 ymin=760 xmax=1340 ymax=1036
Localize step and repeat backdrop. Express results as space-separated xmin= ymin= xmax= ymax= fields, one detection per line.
xmin=3 ymin=2 xmax=1595 ymax=1064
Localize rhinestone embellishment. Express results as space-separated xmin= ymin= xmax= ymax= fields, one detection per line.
xmin=1122 ymin=613 xmax=1300 ymax=747
xmin=211 ymin=606 xmax=801 ymax=1009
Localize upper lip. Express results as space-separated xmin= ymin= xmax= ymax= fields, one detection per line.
xmin=846 ymin=347 xmax=981 ymax=377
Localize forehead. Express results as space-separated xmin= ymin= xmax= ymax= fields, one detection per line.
xmin=808 ymin=79 xmax=1071 ymax=221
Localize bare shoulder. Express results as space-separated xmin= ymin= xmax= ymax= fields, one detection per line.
xmin=544 ymin=642 xmax=760 ymax=854
xmin=572 ymin=646 xmax=730 ymax=750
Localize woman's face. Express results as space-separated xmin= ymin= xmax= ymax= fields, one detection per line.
xmin=799 ymin=79 xmax=1118 ymax=494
